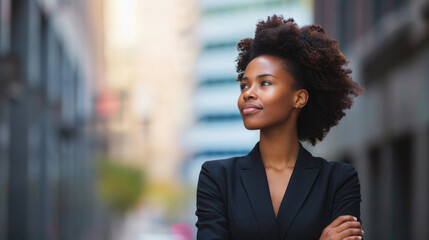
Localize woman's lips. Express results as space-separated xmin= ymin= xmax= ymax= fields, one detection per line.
xmin=243 ymin=107 xmax=261 ymax=114
xmin=242 ymin=104 xmax=262 ymax=115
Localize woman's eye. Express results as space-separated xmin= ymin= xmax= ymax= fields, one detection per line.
xmin=261 ymin=81 xmax=271 ymax=86
xmin=240 ymin=84 xmax=248 ymax=90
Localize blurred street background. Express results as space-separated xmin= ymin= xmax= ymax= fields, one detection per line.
xmin=0 ymin=0 xmax=428 ymax=239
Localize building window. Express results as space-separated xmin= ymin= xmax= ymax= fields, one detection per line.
xmin=373 ymin=0 xmax=383 ymax=25
xmin=391 ymin=133 xmax=412 ymax=239
xmin=203 ymin=41 xmax=236 ymax=51
xmin=194 ymin=150 xmax=249 ymax=160
xmin=337 ymin=0 xmax=355 ymax=49
xmin=199 ymin=77 xmax=236 ymax=87
xmin=393 ymin=0 xmax=408 ymax=9
xmin=368 ymin=144 xmax=382 ymax=239
xmin=199 ymin=113 xmax=242 ymax=122
xmin=373 ymin=0 xmax=409 ymax=27
xmin=427 ymin=124 xmax=429 ymax=227
xmin=202 ymin=1 xmax=286 ymax=16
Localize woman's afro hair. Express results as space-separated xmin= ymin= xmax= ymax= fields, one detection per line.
xmin=236 ymin=15 xmax=364 ymax=146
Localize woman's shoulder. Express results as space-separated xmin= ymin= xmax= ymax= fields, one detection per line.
xmin=201 ymin=155 xmax=244 ymax=172
xmin=312 ymin=156 xmax=359 ymax=184
xmin=198 ymin=156 xmax=245 ymax=186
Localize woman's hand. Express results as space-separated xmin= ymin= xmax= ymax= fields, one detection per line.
xmin=319 ymin=215 xmax=364 ymax=240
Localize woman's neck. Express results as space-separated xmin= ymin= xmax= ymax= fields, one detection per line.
xmin=259 ymin=122 xmax=299 ymax=171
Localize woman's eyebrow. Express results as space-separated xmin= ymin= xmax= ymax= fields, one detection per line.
xmin=257 ymin=74 xmax=277 ymax=79
xmin=240 ymin=74 xmax=277 ymax=82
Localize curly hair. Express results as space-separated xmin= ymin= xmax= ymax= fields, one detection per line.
xmin=236 ymin=15 xmax=364 ymax=146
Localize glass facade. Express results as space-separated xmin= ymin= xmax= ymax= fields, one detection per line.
xmin=0 ymin=0 xmax=104 ymax=239
xmin=185 ymin=0 xmax=312 ymax=183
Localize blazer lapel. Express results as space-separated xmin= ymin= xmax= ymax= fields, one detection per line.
xmin=277 ymin=142 xmax=320 ymax=240
xmin=239 ymin=142 xmax=278 ymax=240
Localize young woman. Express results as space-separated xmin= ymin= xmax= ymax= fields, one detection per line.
xmin=196 ymin=15 xmax=365 ymax=240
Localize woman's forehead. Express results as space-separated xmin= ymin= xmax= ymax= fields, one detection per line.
xmin=244 ymin=55 xmax=290 ymax=77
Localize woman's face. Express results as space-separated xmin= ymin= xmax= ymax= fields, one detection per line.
xmin=237 ymin=55 xmax=300 ymax=130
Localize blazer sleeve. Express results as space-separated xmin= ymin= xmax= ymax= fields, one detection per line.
xmin=330 ymin=163 xmax=362 ymax=224
xmin=195 ymin=161 xmax=229 ymax=240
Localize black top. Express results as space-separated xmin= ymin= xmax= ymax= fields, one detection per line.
xmin=195 ymin=141 xmax=362 ymax=240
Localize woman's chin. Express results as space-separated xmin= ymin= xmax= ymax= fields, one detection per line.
xmin=243 ymin=123 xmax=262 ymax=130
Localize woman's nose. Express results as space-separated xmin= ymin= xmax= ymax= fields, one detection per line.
xmin=243 ymin=87 xmax=256 ymax=100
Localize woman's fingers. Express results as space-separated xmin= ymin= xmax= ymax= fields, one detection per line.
xmin=328 ymin=215 xmax=357 ymax=228
xmin=342 ymin=236 xmax=362 ymax=240
xmin=337 ymin=227 xmax=363 ymax=239
xmin=335 ymin=220 xmax=361 ymax=233
xmin=320 ymin=215 xmax=363 ymax=240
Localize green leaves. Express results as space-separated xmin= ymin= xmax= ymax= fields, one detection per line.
xmin=98 ymin=158 xmax=145 ymax=213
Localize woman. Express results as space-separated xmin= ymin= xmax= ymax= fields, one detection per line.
xmin=196 ymin=15 xmax=365 ymax=240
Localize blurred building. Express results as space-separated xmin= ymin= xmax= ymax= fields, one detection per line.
xmin=313 ymin=0 xmax=429 ymax=239
xmin=102 ymin=0 xmax=200 ymax=238
xmin=103 ymin=0 xmax=199 ymax=185
xmin=0 ymin=0 xmax=104 ymax=239
xmin=186 ymin=0 xmax=312 ymax=183
xmin=100 ymin=0 xmax=200 ymax=238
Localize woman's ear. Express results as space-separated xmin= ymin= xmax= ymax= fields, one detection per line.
xmin=294 ymin=89 xmax=309 ymax=109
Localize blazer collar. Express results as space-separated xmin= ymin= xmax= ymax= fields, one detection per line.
xmin=239 ymin=141 xmax=320 ymax=240
xmin=239 ymin=141 xmax=318 ymax=170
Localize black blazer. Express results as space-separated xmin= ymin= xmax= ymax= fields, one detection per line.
xmin=195 ymin=141 xmax=361 ymax=240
